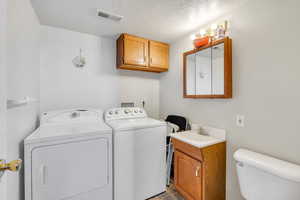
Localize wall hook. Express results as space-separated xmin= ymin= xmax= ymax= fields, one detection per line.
xmin=72 ymin=48 xmax=86 ymax=68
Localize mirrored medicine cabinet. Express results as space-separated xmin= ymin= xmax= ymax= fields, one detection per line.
xmin=183 ymin=37 xmax=232 ymax=98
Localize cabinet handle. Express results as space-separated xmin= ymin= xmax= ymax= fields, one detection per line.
xmin=150 ymin=58 xmax=153 ymax=64
xmin=195 ymin=166 xmax=200 ymax=177
xmin=40 ymin=165 xmax=47 ymax=185
xmin=144 ymin=56 xmax=147 ymax=63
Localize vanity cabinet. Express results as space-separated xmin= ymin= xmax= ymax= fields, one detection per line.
xmin=183 ymin=37 xmax=232 ymax=98
xmin=117 ymin=33 xmax=169 ymax=72
xmin=173 ymin=139 xmax=226 ymax=200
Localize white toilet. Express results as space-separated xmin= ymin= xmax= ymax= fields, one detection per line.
xmin=234 ymin=149 xmax=300 ymax=200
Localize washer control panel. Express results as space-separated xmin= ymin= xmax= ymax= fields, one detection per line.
xmin=104 ymin=107 xmax=147 ymax=121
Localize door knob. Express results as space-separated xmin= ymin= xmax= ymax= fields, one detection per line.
xmin=0 ymin=159 xmax=22 ymax=172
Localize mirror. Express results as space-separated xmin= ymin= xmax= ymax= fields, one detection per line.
xmin=183 ymin=37 xmax=232 ymax=98
xmin=212 ymin=43 xmax=224 ymax=95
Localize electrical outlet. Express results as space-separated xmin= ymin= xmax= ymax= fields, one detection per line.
xmin=141 ymin=100 xmax=146 ymax=108
xmin=236 ymin=115 xmax=245 ymax=127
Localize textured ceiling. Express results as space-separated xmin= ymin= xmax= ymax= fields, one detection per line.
xmin=31 ymin=0 xmax=246 ymax=43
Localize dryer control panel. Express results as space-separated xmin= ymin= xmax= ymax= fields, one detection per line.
xmin=104 ymin=107 xmax=147 ymax=121
xmin=40 ymin=109 xmax=103 ymax=125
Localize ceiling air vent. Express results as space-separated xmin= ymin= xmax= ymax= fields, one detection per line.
xmin=97 ymin=9 xmax=123 ymax=22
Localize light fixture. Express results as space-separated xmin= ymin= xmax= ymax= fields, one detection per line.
xmin=210 ymin=23 xmax=218 ymax=30
xmin=190 ymin=34 xmax=197 ymax=40
xmin=200 ymin=29 xmax=206 ymax=36
xmin=190 ymin=20 xmax=229 ymax=43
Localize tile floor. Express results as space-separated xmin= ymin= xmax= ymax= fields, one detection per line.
xmin=149 ymin=184 xmax=184 ymax=200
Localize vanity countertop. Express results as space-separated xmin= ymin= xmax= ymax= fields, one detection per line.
xmin=170 ymin=128 xmax=226 ymax=148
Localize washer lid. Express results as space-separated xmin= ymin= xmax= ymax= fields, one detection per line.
xmin=106 ymin=118 xmax=166 ymax=131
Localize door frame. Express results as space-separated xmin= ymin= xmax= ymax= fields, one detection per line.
xmin=0 ymin=0 xmax=7 ymax=199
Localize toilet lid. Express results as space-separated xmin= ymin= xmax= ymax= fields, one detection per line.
xmin=234 ymin=149 xmax=300 ymax=182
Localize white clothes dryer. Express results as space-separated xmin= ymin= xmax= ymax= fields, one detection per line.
xmin=24 ymin=109 xmax=112 ymax=200
xmin=104 ymin=107 xmax=167 ymax=200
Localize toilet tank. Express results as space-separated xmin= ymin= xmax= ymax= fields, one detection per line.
xmin=234 ymin=149 xmax=300 ymax=200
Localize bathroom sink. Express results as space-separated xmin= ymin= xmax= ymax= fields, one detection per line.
xmin=170 ymin=130 xmax=225 ymax=148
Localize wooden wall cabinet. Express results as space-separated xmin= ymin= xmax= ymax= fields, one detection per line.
xmin=173 ymin=139 xmax=226 ymax=200
xmin=117 ymin=33 xmax=169 ymax=72
xmin=149 ymin=41 xmax=169 ymax=70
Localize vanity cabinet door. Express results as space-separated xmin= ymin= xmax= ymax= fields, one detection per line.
xmin=174 ymin=151 xmax=202 ymax=200
xmin=149 ymin=41 xmax=169 ymax=70
xmin=123 ymin=34 xmax=148 ymax=67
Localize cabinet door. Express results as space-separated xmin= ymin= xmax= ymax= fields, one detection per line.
xmin=195 ymin=47 xmax=212 ymax=95
xmin=149 ymin=41 xmax=169 ymax=70
xmin=124 ymin=35 xmax=148 ymax=67
xmin=174 ymin=151 xmax=202 ymax=200
xmin=211 ymin=43 xmax=225 ymax=95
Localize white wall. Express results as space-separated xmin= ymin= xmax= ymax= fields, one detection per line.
xmin=0 ymin=0 xmax=7 ymax=199
xmin=40 ymin=26 xmax=160 ymax=118
xmin=6 ymin=0 xmax=40 ymax=200
xmin=40 ymin=26 xmax=121 ymax=112
xmin=160 ymin=1 xmax=300 ymax=200
xmin=119 ymin=70 xmax=160 ymax=118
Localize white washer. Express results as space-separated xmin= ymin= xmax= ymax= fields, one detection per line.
xmin=104 ymin=107 xmax=167 ymax=200
xmin=24 ymin=109 xmax=113 ymax=200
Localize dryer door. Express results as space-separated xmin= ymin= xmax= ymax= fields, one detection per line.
xmin=31 ymin=136 xmax=112 ymax=200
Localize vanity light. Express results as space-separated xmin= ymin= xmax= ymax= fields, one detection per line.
xmin=200 ymin=29 xmax=206 ymax=36
xmin=190 ymin=21 xmax=229 ymax=48
xmin=210 ymin=23 xmax=218 ymax=30
xmin=190 ymin=34 xmax=197 ymax=40
xmin=190 ymin=21 xmax=229 ymax=43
